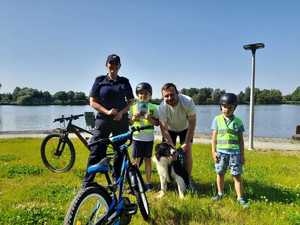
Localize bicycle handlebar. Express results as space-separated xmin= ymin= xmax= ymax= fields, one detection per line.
xmin=88 ymin=125 xmax=154 ymax=147
xmin=53 ymin=114 xmax=84 ymax=123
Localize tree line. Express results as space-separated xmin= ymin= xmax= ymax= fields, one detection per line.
xmin=180 ymin=86 xmax=300 ymax=105
xmin=153 ymin=86 xmax=300 ymax=105
xmin=0 ymin=86 xmax=300 ymax=105
xmin=0 ymin=87 xmax=88 ymax=105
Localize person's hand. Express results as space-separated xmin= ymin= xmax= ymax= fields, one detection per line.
xmin=181 ymin=142 xmax=191 ymax=153
xmin=107 ymin=108 xmax=118 ymax=116
xmin=132 ymin=113 xmax=141 ymax=121
xmin=145 ymin=114 xmax=159 ymax=126
xmin=212 ymin=151 xmax=218 ymax=162
xmin=113 ymin=111 xmax=123 ymax=121
xmin=145 ymin=113 xmax=151 ymax=120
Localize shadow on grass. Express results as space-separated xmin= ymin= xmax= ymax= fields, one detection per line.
xmin=146 ymin=180 xmax=299 ymax=225
xmin=192 ymin=179 xmax=300 ymax=204
xmin=148 ymin=180 xmax=216 ymax=197
xmin=244 ymin=180 xmax=300 ymax=204
xmin=150 ymin=178 xmax=299 ymax=205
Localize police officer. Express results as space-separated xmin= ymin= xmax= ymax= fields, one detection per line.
xmin=83 ymin=54 xmax=134 ymax=187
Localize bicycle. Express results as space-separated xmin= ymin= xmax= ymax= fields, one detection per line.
xmin=41 ymin=113 xmax=94 ymax=173
xmin=64 ymin=125 xmax=153 ymax=225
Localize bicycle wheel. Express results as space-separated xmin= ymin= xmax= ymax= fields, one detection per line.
xmin=41 ymin=134 xmax=75 ymax=172
xmin=64 ymin=185 xmax=111 ymax=225
xmin=130 ymin=167 xmax=150 ymax=221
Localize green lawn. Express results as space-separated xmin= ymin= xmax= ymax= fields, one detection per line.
xmin=0 ymin=138 xmax=299 ymax=225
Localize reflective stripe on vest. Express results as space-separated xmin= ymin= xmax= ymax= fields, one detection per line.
xmin=217 ymin=140 xmax=239 ymax=145
xmin=130 ymin=102 xmax=157 ymax=136
xmin=217 ymin=129 xmax=238 ymax=135
xmin=216 ymin=115 xmax=241 ymax=151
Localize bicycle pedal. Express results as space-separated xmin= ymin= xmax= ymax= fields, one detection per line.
xmin=124 ymin=203 xmax=137 ymax=215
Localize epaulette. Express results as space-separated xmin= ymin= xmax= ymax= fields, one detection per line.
xmin=118 ymin=76 xmax=129 ymax=83
xmin=94 ymin=75 xmax=106 ymax=82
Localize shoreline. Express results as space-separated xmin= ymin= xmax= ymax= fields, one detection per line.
xmin=0 ymin=130 xmax=299 ymax=151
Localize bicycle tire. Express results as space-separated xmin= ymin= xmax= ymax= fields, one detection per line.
xmin=131 ymin=167 xmax=150 ymax=221
xmin=41 ymin=133 xmax=75 ymax=173
xmin=64 ymin=185 xmax=111 ymax=225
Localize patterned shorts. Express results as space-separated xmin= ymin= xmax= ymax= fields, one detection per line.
xmin=215 ymin=152 xmax=243 ymax=176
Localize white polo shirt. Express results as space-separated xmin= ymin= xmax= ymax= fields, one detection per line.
xmin=159 ymin=94 xmax=196 ymax=132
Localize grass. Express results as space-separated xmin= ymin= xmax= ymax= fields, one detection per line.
xmin=0 ymin=138 xmax=299 ymax=225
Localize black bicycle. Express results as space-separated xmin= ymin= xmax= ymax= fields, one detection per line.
xmin=41 ymin=114 xmax=94 ymax=173
xmin=64 ymin=125 xmax=152 ymax=225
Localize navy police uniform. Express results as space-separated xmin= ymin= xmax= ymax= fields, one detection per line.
xmin=83 ymin=75 xmax=134 ymax=185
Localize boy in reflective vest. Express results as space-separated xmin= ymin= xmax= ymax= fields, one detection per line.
xmin=129 ymin=82 xmax=159 ymax=191
xmin=211 ymin=93 xmax=248 ymax=207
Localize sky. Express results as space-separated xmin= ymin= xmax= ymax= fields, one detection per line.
xmin=0 ymin=0 xmax=299 ymax=98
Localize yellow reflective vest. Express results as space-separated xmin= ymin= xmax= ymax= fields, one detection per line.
xmin=216 ymin=114 xmax=243 ymax=152
xmin=130 ymin=102 xmax=158 ymax=140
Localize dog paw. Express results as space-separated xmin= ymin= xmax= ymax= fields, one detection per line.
xmin=179 ymin=193 xmax=185 ymax=199
xmin=156 ymin=191 xmax=165 ymax=199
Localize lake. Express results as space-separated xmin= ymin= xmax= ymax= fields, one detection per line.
xmin=0 ymin=105 xmax=300 ymax=138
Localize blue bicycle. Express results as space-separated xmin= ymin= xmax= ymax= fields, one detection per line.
xmin=64 ymin=125 xmax=152 ymax=225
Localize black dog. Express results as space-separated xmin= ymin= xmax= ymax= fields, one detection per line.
xmin=153 ymin=142 xmax=189 ymax=198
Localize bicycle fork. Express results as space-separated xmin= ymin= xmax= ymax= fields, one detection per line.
xmin=54 ymin=135 xmax=67 ymax=156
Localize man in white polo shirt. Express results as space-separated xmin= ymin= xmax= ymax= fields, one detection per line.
xmin=159 ymin=83 xmax=197 ymax=182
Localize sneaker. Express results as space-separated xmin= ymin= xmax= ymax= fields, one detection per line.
xmin=144 ymin=183 xmax=153 ymax=192
xmin=212 ymin=194 xmax=224 ymax=201
xmin=237 ymin=197 xmax=249 ymax=208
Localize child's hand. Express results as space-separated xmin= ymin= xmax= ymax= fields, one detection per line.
xmin=145 ymin=113 xmax=152 ymax=120
xmin=132 ymin=113 xmax=141 ymax=121
xmin=212 ymin=151 xmax=218 ymax=162
xmin=145 ymin=114 xmax=159 ymax=125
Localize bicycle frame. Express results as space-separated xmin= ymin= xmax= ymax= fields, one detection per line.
xmin=59 ymin=116 xmax=93 ymax=149
xmin=89 ymin=140 xmax=133 ymax=224
xmin=67 ymin=123 xmax=93 ymax=149
xmin=86 ymin=127 xmax=152 ymax=224
xmin=64 ymin=125 xmax=152 ymax=224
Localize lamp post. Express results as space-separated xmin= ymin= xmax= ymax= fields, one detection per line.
xmin=243 ymin=43 xmax=265 ymax=150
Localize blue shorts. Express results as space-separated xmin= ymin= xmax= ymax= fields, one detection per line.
xmin=132 ymin=140 xmax=153 ymax=158
xmin=215 ymin=152 xmax=243 ymax=176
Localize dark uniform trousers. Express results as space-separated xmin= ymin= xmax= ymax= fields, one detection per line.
xmin=83 ymin=117 xmax=129 ymax=185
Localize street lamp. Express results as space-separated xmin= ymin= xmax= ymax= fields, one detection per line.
xmin=243 ymin=43 xmax=265 ymax=150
